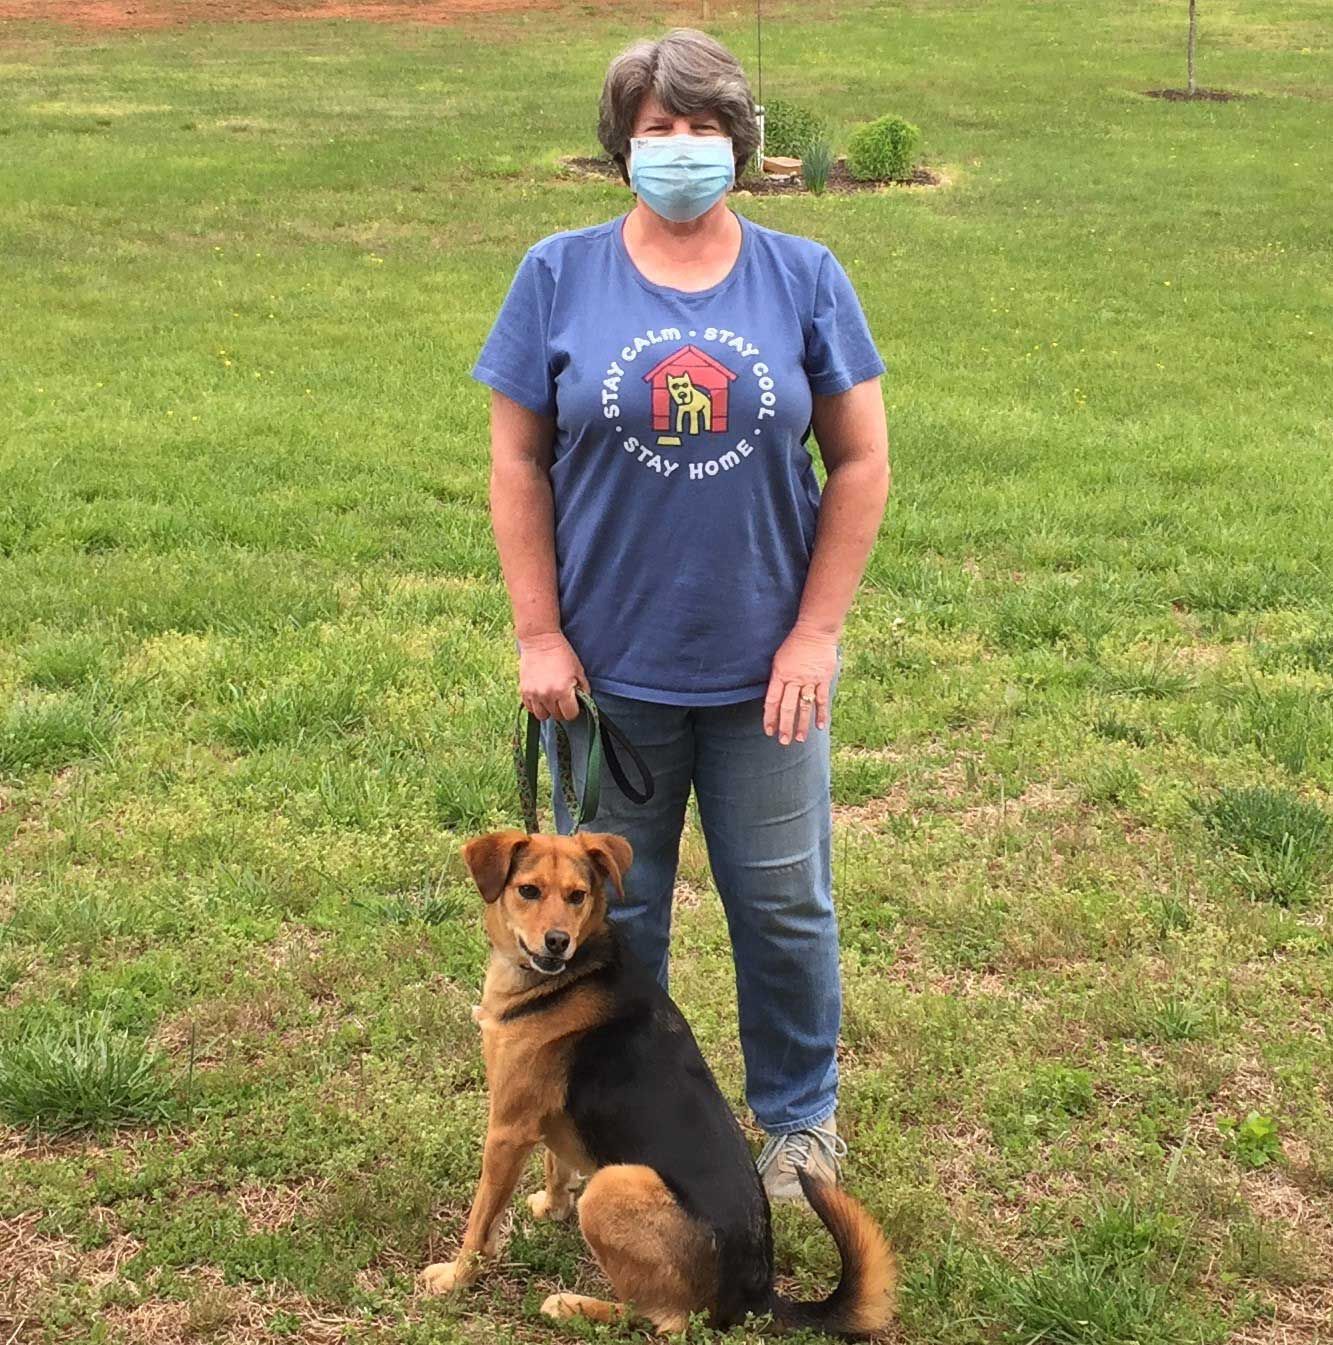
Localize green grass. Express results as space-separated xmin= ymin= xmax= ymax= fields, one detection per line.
xmin=0 ymin=688 xmax=116 ymax=775
xmin=0 ymin=1013 xmax=173 ymax=1131
xmin=1 ymin=0 xmax=1331 ymax=1340
xmin=1199 ymin=785 xmax=1333 ymax=904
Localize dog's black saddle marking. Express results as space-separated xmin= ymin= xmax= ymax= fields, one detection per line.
xmin=563 ymin=929 xmax=775 ymax=1329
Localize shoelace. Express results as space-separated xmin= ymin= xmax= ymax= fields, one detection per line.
xmin=756 ymin=1126 xmax=848 ymax=1179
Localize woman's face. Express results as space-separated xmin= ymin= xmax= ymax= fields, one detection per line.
xmin=626 ymin=92 xmax=736 ymax=221
xmin=631 ymin=92 xmax=726 ymax=140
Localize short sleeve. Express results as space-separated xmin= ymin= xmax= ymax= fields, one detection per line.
xmin=804 ymin=248 xmax=886 ymax=396
xmin=470 ymin=247 xmax=557 ymax=416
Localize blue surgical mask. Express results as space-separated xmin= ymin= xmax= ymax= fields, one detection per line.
xmin=629 ymin=134 xmax=735 ymax=223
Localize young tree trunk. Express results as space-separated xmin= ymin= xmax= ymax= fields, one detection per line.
xmin=1187 ymin=0 xmax=1198 ymax=96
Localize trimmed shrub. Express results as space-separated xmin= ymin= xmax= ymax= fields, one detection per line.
xmin=762 ymin=98 xmax=829 ymax=159
xmin=847 ymin=114 xmax=920 ymax=182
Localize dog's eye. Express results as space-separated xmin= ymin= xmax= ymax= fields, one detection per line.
xmin=567 ymin=889 xmax=586 ymax=907
xmin=518 ymin=884 xmax=541 ymax=901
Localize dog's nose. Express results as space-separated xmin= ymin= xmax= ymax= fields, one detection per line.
xmin=544 ymin=930 xmax=570 ymax=957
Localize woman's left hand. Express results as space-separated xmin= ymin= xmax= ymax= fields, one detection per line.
xmin=764 ymin=624 xmax=838 ymax=745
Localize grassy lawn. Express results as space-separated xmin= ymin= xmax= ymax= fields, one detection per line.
xmin=1 ymin=0 xmax=1331 ymax=1340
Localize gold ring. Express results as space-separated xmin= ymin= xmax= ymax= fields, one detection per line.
xmin=799 ymin=692 xmax=816 ymax=704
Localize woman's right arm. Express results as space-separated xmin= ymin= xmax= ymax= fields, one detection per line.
xmin=488 ymin=388 xmax=587 ymax=722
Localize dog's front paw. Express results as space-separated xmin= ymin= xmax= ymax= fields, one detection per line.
xmin=527 ymin=1190 xmax=573 ymax=1222
xmin=541 ymin=1292 xmax=582 ymax=1320
xmin=420 ymin=1260 xmax=468 ymax=1295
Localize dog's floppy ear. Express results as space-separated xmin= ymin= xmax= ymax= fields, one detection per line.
xmin=461 ymin=830 xmax=530 ymax=904
xmin=578 ymin=832 xmax=633 ymax=902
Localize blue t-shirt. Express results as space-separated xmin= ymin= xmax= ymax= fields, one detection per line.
xmin=471 ymin=210 xmax=885 ymax=706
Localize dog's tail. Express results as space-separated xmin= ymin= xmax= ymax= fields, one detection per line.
xmin=768 ymin=1171 xmax=898 ymax=1339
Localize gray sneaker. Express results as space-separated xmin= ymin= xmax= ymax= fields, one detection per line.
xmin=756 ymin=1115 xmax=847 ymax=1203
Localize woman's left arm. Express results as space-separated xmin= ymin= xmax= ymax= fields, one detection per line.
xmin=764 ymin=378 xmax=890 ymax=745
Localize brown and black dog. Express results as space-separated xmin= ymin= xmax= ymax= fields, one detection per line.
xmin=420 ymin=829 xmax=896 ymax=1337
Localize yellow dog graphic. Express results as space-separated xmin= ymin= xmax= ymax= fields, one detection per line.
xmin=667 ymin=372 xmax=713 ymax=436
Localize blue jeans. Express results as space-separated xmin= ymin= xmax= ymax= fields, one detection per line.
xmin=548 ymin=692 xmax=839 ymax=1136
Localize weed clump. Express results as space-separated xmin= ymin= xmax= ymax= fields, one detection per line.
xmin=1198 ymin=786 xmax=1333 ymax=905
xmin=0 ymin=1013 xmax=172 ymax=1131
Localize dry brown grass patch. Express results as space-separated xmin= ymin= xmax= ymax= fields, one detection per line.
xmin=878 ymin=931 xmax=1015 ymax=1001
xmin=959 ymin=781 xmax=1078 ymax=833
xmin=922 ymin=1121 xmax=1087 ymax=1260
xmin=232 ymin=1177 xmax=329 ymax=1234
xmin=103 ymin=1266 xmax=358 ymax=1344
xmin=1230 ymin=1285 xmax=1333 ymax=1345
xmin=0 ymin=1212 xmax=80 ymax=1316
xmin=1 ymin=1211 xmax=143 ymax=1335
xmin=1242 ymin=1161 xmax=1333 ymax=1274
xmin=1210 ymin=1056 xmax=1282 ymax=1130
xmin=0 ymin=1129 xmax=138 ymax=1163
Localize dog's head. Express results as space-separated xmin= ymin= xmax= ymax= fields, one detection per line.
xmin=667 ymin=372 xmax=697 ymax=404
xmin=460 ymin=830 xmax=632 ymax=977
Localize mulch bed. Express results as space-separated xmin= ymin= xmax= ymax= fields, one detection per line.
xmin=561 ymin=155 xmax=942 ymax=195
xmin=1143 ymin=88 xmax=1245 ymax=102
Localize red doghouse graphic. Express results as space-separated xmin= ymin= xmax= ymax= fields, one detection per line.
xmin=642 ymin=345 xmax=736 ymax=448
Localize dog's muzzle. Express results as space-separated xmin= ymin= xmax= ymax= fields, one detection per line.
xmin=518 ymin=935 xmax=570 ymax=977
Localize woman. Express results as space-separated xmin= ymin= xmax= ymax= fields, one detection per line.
xmin=470 ymin=28 xmax=890 ymax=1202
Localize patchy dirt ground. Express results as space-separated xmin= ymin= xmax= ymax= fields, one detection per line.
xmin=0 ymin=0 xmax=560 ymax=29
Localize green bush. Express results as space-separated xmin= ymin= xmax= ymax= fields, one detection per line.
xmin=847 ymin=114 xmax=921 ymax=182
xmin=762 ymin=98 xmax=829 ymax=159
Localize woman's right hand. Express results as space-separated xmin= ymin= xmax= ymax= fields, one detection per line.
xmin=518 ymin=632 xmax=588 ymax=721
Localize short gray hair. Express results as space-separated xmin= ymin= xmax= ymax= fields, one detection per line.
xmin=598 ymin=29 xmax=760 ymax=186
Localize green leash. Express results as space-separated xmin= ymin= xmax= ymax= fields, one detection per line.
xmin=513 ymin=690 xmax=603 ymax=834
xmin=512 ymin=690 xmax=654 ymax=835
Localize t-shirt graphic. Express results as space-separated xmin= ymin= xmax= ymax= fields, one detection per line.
xmin=599 ymin=323 xmax=786 ymax=488
xmin=648 ymin=345 xmax=732 ymax=442
xmin=472 ymin=211 xmax=885 ymax=706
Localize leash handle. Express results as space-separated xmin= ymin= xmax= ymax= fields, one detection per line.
xmin=512 ymin=690 xmax=654 ymax=834
xmin=598 ymin=707 xmax=654 ymax=808
xmin=513 ymin=690 xmax=603 ymax=834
